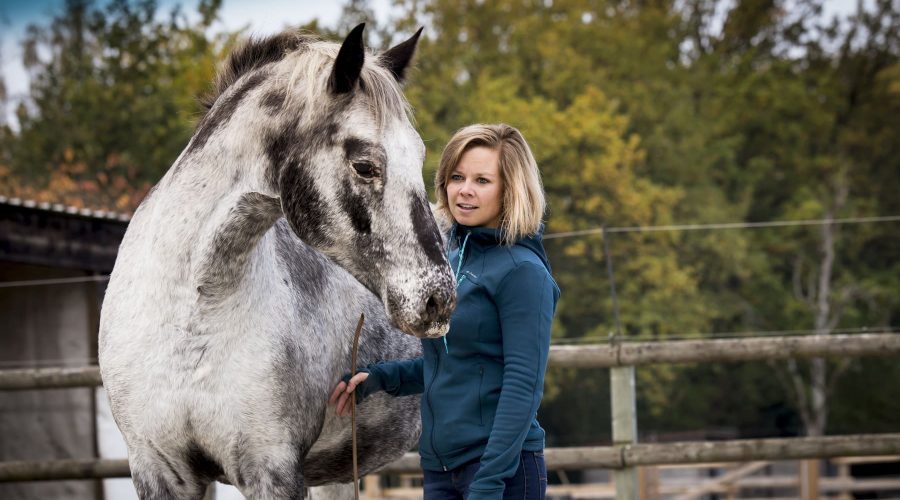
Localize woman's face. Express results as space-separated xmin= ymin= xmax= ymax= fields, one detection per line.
xmin=447 ymin=146 xmax=503 ymax=228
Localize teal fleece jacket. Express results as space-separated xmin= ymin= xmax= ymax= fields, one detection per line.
xmin=355 ymin=224 xmax=559 ymax=500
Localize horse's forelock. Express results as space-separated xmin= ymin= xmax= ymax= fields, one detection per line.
xmin=283 ymin=41 xmax=413 ymax=129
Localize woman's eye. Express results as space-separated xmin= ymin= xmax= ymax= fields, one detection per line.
xmin=477 ymin=178 xmax=489 ymax=184
xmin=353 ymin=161 xmax=377 ymax=178
xmin=450 ymin=174 xmax=463 ymax=181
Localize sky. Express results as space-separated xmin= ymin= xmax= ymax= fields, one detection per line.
xmin=0 ymin=0 xmax=867 ymax=127
xmin=0 ymin=0 xmax=395 ymax=126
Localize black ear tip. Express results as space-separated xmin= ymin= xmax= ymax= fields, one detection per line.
xmin=410 ymin=27 xmax=424 ymax=44
xmin=331 ymin=22 xmax=367 ymax=94
xmin=344 ymin=23 xmax=366 ymax=47
xmin=378 ymin=27 xmax=424 ymax=83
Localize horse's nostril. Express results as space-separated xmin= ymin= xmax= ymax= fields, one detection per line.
xmin=425 ymin=295 xmax=439 ymax=320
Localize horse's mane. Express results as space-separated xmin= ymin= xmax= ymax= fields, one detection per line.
xmin=200 ymin=31 xmax=313 ymax=113
xmin=200 ymin=30 xmax=412 ymax=128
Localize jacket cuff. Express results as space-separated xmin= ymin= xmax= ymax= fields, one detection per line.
xmin=341 ymin=367 xmax=382 ymax=404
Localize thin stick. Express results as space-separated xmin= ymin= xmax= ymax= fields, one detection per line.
xmin=350 ymin=313 xmax=364 ymax=500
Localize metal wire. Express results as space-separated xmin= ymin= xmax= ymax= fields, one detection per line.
xmin=544 ymin=215 xmax=900 ymax=240
xmin=0 ymin=275 xmax=110 ymax=289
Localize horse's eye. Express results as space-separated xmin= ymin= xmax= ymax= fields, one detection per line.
xmin=353 ymin=161 xmax=377 ymax=178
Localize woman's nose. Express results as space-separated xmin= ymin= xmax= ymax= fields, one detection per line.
xmin=459 ymin=181 xmax=474 ymax=196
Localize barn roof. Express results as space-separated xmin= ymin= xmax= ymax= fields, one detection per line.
xmin=0 ymin=196 xmax=129 ymax=273
xmin=0 ymin=196 xmax=131 ymax=222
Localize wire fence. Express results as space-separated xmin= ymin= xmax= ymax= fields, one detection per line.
xmin=543 ymin=214 xmax=900 ymax=239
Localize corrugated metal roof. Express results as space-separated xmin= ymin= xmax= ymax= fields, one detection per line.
xmin=0 ymin=195 xmax=131 ymax=222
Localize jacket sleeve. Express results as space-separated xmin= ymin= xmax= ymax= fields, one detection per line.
xmin=353 ymin=357 xmax=425 ymax=402
xmin=468 ymin=262 xmax=556 ymax=500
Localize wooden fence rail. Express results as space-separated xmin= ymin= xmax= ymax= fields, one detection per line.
xmin=2 ymin=434 xmax=899 ymax=482
xmin=1 ymin=333 xmax=898 ymax=390
xmin=2 ymin=332 xmax=899 ymax=496
xmin=549 ymin=332 xmax=900 ymax=368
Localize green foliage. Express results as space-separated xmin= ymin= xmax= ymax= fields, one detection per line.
xmin=6 ymin=0 xmax=231 ymax=196
xmin=389 ymin=0 xmax=900 ymax=439
xmin=1 ymin=0 xmax=897 ymax=439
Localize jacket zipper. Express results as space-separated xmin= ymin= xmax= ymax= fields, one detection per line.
xmin=427 ymin=341 xmax=448 ymax=470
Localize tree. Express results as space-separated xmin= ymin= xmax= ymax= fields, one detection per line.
xmin=666 ymin=0 xmax=900 ymax=437
xmin=0 ymin=0 xmax=232 ymax=211
xmin=386 ymin=0 xmax=900 ymax=439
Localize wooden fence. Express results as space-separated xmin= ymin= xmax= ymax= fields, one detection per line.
xmin=2 ymin=332 xmax=899 ymax=499
xmin=2 ymin=332 xmax=898 ymax=391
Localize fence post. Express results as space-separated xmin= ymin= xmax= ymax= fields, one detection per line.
xmin=799 ymin=459 xmax=819 ymax=499
xmin=604 ymin=226 xmax=639 ymax=499
xmin=363 ymin=475 xmax=381 ymax=499
xmin=611 ymin=365 xmax=638 ymax=498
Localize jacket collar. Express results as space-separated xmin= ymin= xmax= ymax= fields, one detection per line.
xmin=453 ymin=224 xmax=504 ymax=247
xmin=450 ymin=224 xmax=552 ymax=273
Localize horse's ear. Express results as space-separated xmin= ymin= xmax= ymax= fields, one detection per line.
xmin=378 ymin=27 xmax=423 ymax=83
xmin=330 ymin=23 xmax=366 ymax=94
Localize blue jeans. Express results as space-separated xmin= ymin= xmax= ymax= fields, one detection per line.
xmin=422 ymin=451 xmax=547 ymax=500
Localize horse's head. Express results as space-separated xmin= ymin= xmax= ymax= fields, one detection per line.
xmin=249 ymin=25 xmax=454 ymax=337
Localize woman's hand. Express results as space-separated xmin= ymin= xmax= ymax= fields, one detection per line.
xmin=328 ymin=372 xmax=370 ymax=417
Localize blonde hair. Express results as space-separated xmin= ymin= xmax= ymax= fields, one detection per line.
xmin=434 ymin=124 xmax=546 ymax=245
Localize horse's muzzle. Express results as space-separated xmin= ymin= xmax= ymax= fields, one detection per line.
xmin=386 ymin=281 xmax=456 ymax=338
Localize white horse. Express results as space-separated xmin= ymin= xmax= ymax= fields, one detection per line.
xmin=99 ymin=24 xmax=455 ymax=499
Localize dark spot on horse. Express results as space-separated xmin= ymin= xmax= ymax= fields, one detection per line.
xmin=196 ymin=193 xmax=282 ymax=300
xmin=232 ymin=169 xmax=241 ymax=185
xmin=303 ymin=120 xmax=341 ymax=153
xmin=186 ymin=440 xmax=224 ymax=481
xmin=186 ymin=70 xmax=269 ymax=158
xmin=340 ymin=178 xmax=372 ymax=234
xmin=410 ymin=192 xmax=446 ymax=266
xmin=278 ymin=164 xmax=333 ymax=247
xmin=264 ymin=115 xmax=339 ymax=191
xmin=133 ymin=471 xmax=181 ymax=500
xmin=148 ymin=440 xmax=185 ymax=486
xmin=268 ymin=454 xmax=304 ymax=497
xmin=262 ymin=88 xmax=287 ymax=113
xmin=273 ymin=221 xmax=328 ymax=297
xmin=343 ymin=137 xmax=370 ymax=159
xmin=264 ymin=127 xmax=293 ymax=190
xmin=269 ymin=120 xmax=342 ymax=248
xmin=273 ymin=340 xmax=307 ymax=420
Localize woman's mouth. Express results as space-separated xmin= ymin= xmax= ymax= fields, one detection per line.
xmin=456 ymin=203 xmax=477 ymax=212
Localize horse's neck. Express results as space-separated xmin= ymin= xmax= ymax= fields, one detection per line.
xmin=136 ymin=157 xmax=281 ymax=295
xmin=194 ymin=191 xmax=282 ymax=300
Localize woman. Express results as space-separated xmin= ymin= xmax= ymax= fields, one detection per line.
xmin=330 ymin=123 xmax=559 ymax=500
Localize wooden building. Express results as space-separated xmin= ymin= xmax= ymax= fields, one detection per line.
xmin=0 ymin=196 xmax=128 ymax=500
